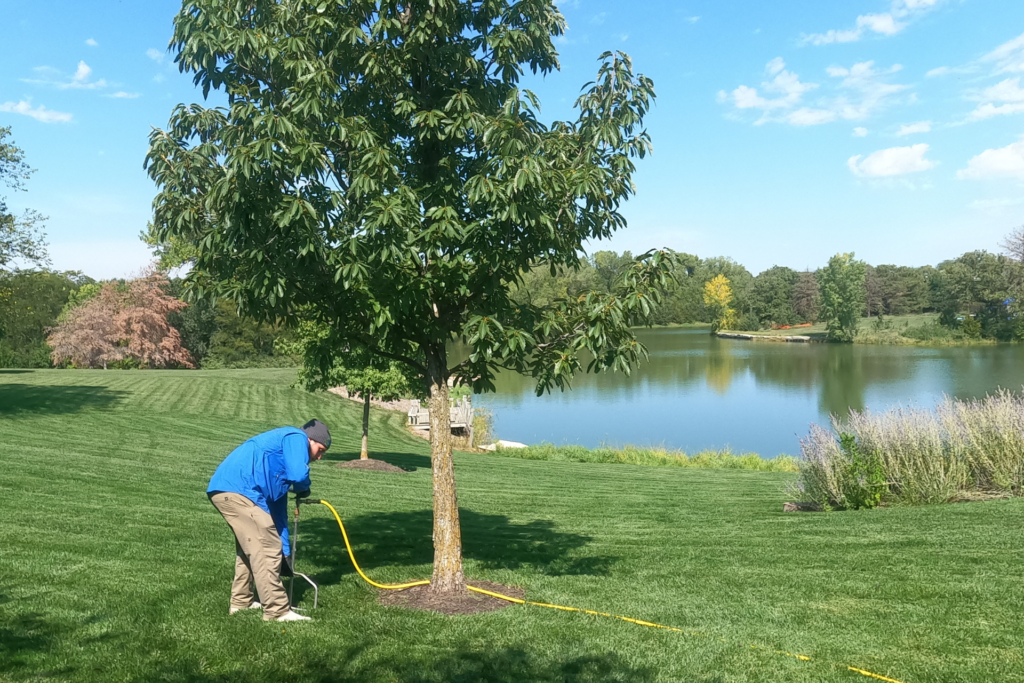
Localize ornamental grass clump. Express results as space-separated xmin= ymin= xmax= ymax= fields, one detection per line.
xmin=797 ymin=390 xmax=1024 ymax=509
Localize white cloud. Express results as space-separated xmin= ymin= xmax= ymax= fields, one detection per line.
xmin=826 ymin=61 xmax=908 ymax=120
xmin=0 ymin=100 xmax=73 ymax=123
xmin=687 ymin=16 xmax=700 ymax=24
xmin=848 ymin=144 xmax=936 ymax=177
xmin=804 ymin=29 xmax=861 ymax=46
xmin=897 ymin=121 xmax=931 ymax=135
xmin=726 ymin=59 xmax=818 ymax=120
xmin=722 ymin=59 xmax=907 ymax=126
xmin=854 ymin=127 xmax=869 ymax=137
xmin=146 ymin=48 xmax=165 ymax=63
xmin=786 ymin=108 xmax=837 ymax=126
xmin=981 ymin=31 xmax=1024 ymax=74
xmin=85 ymin=38 xmax=98 ymax=47
xmin=967 ymin=77 xmax=1024 ymax=121
xmin=803 ymin=0 xmax=940 ymax=46
xmin=968 ymin=102 xmax=1024 ymax=120
xmin=107 ymin=91 xmax=140 ymax=99
xmin=23 ymin=61 xmax=107 ymax=90
xmin=857 ymin=13 xmax=903 ymax=36
xmin=957 ymin=136 xmax=1024 ymax=179
xmin=590 ymin=12 xmax=606 ymax=24
xmin=981 ymin=77 xmax=1024 ymax=102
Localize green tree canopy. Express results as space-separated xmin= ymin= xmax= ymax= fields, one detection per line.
xmin=0 ymin=127 xmax=48 ymax=271
xmin=146 ymin=0 xmax=673 ymax=593
xmin=750 ymin=265 xmax=798 ymax=328
xmin=818 ymin=253 xmax=866 ymax=343
xmin=933 ymin=251 xmax=1021 ymax=339
xmin=297 ymin=334 xmax=421 ymax=460
xmin=791 ymin=270 xmax=819 ymax=323
xmin=0 ymin=270 xmax=86 ymax=367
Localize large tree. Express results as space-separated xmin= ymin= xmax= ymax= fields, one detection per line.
xmin=147 ymin=0 xmax=673 ymax=594
xmin=0 ymin=128 xmax=48 ymax=271
xmin=934 ymin=251 xmax=1020 ymax=339
xmin=703 ymin=274 xmax=736 ymax=332
xmin=750 ymin=265 xmax=797 ymax=328
xmin=791 ymin=269 xmax=819 ymax=323
xmin=818 ymin=253 xmax=866 ymax=343
xmin=48 ymin=271 xmax=194 ymax=369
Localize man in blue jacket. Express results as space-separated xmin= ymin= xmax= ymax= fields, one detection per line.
xmin=207 ymin=419 xmax=331 ymax=622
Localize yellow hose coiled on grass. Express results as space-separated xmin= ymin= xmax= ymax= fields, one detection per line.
xmin=310 ymin=499 xmax=909 ymax=683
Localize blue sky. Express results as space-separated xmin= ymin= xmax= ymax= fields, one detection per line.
xmin=1 ymin=0 xmax=1023 ymax=279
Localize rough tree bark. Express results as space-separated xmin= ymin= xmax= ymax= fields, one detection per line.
xmin=426 ymin=346 xmax=464 ymax=593
xmin=360 ymin=393 xmax=370 ymax=460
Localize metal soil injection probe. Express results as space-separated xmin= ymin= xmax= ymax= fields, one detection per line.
xmin=286 ymin=494 xmax=319 ymax=610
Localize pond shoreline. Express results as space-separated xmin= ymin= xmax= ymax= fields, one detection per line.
xmin=716 ymin=332 xmax=815 ymax=343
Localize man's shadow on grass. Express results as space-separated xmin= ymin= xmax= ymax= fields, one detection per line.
xmin=158 ymin=644 xmax=657 ymax=683
xmin=295 ymin=508 xmax=617 ymax=586
xmin=0 ymin=591 xmax=114 ymax=681
xmin=0 ymin=384 xmax=127 ymax=416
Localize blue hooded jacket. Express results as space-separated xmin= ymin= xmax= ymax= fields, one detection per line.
xmin=207 ymin=427 xmax=312 ymax=556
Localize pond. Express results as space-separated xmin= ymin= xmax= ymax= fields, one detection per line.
xmin=471 ymin=328 xmax=1024 ymax=457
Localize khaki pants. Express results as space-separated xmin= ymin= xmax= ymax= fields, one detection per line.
xmin=209 ymin=492 xmax=290 ymax=620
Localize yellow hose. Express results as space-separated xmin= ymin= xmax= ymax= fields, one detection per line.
xmin=309 ymin=499 xmax=909 ymax=683
xmin=318 ymin=499 xmax=429 ymax=590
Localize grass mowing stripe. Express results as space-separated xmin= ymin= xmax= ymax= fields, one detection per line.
xmin=0 ymin=369 xmax=1021 ymax=682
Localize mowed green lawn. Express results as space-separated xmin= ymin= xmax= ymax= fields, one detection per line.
xmin=0 ymin=369 xmax=1021 ymax=683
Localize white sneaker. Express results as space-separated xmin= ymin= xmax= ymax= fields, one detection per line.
xmin=273 ymin=610 xmax=311 ymax=622
xmin=228 ymin=601 xmax=262 ymax=615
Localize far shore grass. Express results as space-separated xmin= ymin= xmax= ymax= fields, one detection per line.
xmin=490 ymin=442 xmax=800 ymax=472
xmin=721 ymin=313 xmax=1001 ymax=346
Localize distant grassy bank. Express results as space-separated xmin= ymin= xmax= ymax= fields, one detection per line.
xmin=490 ymin=442 xmax=799 ymax=472
xmin=722 ymin=313 xmax=1000 ymax=346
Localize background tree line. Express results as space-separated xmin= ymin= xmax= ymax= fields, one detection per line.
xmin=0 ymin=269 xmax=297 ymax=369
xmin=5 ymin=239 xmax=1023 ymax=368
xmin=512 ymin=239 xmax=1024 ymax=342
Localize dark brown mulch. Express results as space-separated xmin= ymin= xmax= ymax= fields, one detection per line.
xmin=378 ymin=581 xmax=525 ymax=615
xmin=337 ymin=458 xmax=410 ymax=473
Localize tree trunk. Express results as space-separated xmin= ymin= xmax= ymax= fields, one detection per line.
xmin=361 ymin=393 xmax=370 ymax=459
xmin=426 ymin=346 xmax=464 ymax=593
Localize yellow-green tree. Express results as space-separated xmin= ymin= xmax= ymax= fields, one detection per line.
xmin=703 ymin=274 xmax=737 ymax=332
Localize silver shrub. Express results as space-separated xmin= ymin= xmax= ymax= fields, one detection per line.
xmin=797 ymin=390 xmax=1024 ymax=507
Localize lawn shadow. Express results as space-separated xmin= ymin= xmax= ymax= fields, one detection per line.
xmin=0 ymin=592 xmax=76 ymax=681
xmin=325 ymin=450 xmax=431 ymax=472
xmin=148 ymin=644 xmax=656 ymax=683
xmin=0 ymin=370 xmax=32 ymax=374
xmin=0 ymin=384 xmax=128 ymax=416
xmin=295 ymin=508 xmax=616 ymax=588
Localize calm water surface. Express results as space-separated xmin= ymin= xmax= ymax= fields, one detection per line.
xmin=472 ymin=328 xmax=1024 ymax=456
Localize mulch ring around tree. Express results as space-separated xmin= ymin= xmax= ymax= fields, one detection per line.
xmin=336 ymin=458 xmax=410 ymax=473
xmin=378 ymin=581 xmax=525 ymax=615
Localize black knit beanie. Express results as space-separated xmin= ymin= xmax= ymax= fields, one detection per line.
xmin=302 ymin=419 xmax=331 ymax=449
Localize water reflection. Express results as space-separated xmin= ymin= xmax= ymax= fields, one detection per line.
xmin=467 ymin=329 xmax=1024 ymax=456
